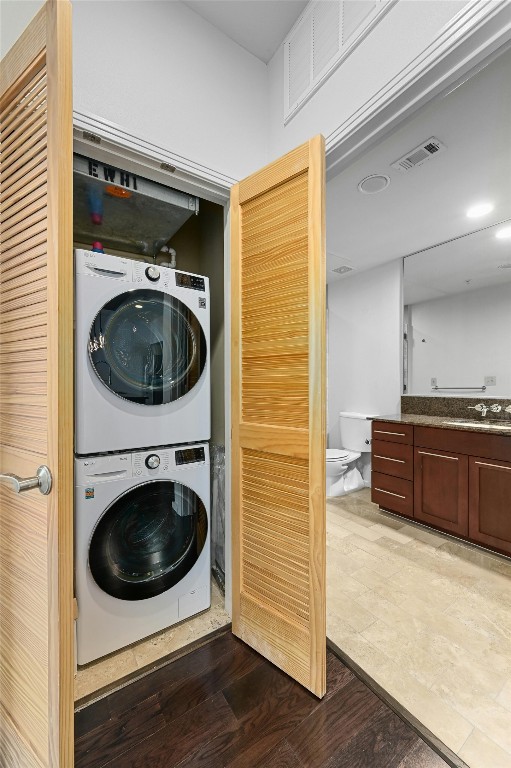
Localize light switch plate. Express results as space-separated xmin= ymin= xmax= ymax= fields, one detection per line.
xmin=485 ymin=376 xmax=496 ymax=386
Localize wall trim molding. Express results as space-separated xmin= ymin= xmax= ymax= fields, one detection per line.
xmin=73 ymin=110 xmax=235 ymax=202
xmin=325 ymin=0 xmax=511 ymax=177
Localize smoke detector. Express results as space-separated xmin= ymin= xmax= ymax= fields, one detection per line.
xmin=331 ymin=265 xmax=354 ymax=275
xmin=391 ymin=137 xmax=447 ymax=173
xmin=358 ymin=174 xmax=390 ymax=194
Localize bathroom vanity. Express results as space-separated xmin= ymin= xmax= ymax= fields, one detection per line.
xmin=372 ymin=415 xmax=511 ymax=557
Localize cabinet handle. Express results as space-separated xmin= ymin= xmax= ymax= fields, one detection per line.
xmin=417 ymin=451 xmax=458 ymax=461
xmin=374 ymin=455 xmax=406 ymax=464
xmin=374 ymin=430 xmax=406 ymax=437
xmin=374 ymin=487 xmax=406 ymax=500
xmin=474 ymin=461 xmax=511 ymax=470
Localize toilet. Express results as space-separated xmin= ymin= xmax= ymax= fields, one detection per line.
xmin=326 ymin=411 xmax=376 ymax=498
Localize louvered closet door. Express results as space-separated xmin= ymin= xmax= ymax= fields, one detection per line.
xmin=231 ymin=136 xmax=326 ymax=697
xmin=0 ymin=2 xmax=74 ymax=766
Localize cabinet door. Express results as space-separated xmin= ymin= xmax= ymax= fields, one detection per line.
xmin=0 ymin=2 xmax=74 ymax=766
xmin=414 ymin=448 xmax=468 ymax=536
xmin=469 ymin=457 xmax=511 ymax=556
xmin=231 ymin=137 xmax=326 ymax=697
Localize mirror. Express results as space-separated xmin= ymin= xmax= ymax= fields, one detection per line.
xmin=404 ymin=220 xmax=511 ymax=397
xmin=326 ymin=42 xmax=511 ymax=418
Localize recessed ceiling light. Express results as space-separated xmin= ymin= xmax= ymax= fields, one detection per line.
xmin=466 ymin=202 xmax=494 ymax=218
xmin=358 ymin=174 xmax=390 ymax=194
xmin=496 ymin=226 xmax=511 ymax=240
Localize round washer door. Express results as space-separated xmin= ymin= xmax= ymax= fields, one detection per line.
xmin=88 ymin=480 xmax=208 ymax=601
xmin=88 ymin=289 xmax=207 ymax=405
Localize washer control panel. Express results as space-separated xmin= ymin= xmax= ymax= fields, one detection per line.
xmin=75 ymin=444 xmax=209 ymax=487
xmin=132 ymin=260 xmax=171 ymax=289
xmin=133 ymin=450 xmax=170 ymax=477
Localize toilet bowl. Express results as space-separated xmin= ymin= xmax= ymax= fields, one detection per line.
xmin=326 ymin=448 xmax=361 ymax=497
xmin=326 ymin=411 xmax=377 ymax=498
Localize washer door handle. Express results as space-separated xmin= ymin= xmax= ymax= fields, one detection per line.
xmin=0 ymin=465 xmax=52 ymax=495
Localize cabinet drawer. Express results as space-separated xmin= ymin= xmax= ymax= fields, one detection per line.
xmin=372 ymin=440 xmax=413 ymax=480
xmin=371 ymin=471 xmax=413 ymax=518
xmin=372 ymin=421 xmax=413 ymax=445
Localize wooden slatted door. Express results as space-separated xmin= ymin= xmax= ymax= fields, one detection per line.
xmin=231 ymin=136 xmax=326 ymax=697
xmin=0 ymin=1 xmax=74 ymax=766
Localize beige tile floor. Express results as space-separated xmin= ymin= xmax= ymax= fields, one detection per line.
xmin=327 ymin=489 xmax=511 ymax=768
xmin=74 ymin=579 xmax=229 ymax=702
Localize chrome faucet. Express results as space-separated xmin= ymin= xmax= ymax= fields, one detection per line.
xmin=467 ymin=403 xmax=502 ymax=417
xmin=468 ymin=403 xmax=489 ymax=417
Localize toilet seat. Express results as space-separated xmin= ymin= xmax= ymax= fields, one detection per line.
xmin=326 ymin=448 xmax=360 ymax=463
xmin=326 ymin=448 xmax=350 ymax=462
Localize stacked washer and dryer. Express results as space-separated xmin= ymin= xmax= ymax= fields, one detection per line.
xmin=74 ymin=248 xmax=212 ymax=665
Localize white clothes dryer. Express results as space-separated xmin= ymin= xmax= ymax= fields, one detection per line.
xmin=75 ymin=249 xmax=210 ymax=454
xmin=75 ymin=444 xmax=211 ymax=665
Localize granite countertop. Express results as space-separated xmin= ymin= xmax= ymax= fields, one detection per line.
xmin=375 ymin=413 xmax=511 ymax=436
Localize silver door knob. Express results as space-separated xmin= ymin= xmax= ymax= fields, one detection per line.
xmin=0 ymin=465 xmax=52 ymax=495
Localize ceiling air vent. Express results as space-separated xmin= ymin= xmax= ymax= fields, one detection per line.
xmin=331 ymin=265 xmax=354 ymax=275
xmin=391 ymin=137 xmax=447 ymax=173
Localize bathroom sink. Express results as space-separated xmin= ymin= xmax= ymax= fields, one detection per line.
xmin=442 ymin=420 xmax=511 ymax=430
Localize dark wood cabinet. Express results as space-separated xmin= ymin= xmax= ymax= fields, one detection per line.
xmin=371 ymin=420 xmax=511 ymax=556
xmin=372 ymin=471 xmax=414 ymax=518
xmin=469 ymin=456 xmax=511 ymax=556
xmin=371 ymin=421 xmax=414 ymax=517
xmin=372 ymin=421 xmax=414 ymax=445
xmin=414 ymin=447 xmax=468 ymax=536
xmin=372 ymin=439 xmax=413 ymax=481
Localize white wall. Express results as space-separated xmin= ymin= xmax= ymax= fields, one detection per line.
xmin=72 ymin=1 xmax=269 ymax=181
xmin=0 ymin=0 xmax=44 ymax=58
xmin=267 ymin=0 xmax=467 ymax=162
xmin=3 ymin=0 xmax=469 ymax=179
xmin=327 ymin=260 xmax=402 ymax=448
xmin=409 ymin=282 xmax=511 ymax=398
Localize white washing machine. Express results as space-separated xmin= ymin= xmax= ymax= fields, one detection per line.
xmin=75 ymin=249 xmax=210 ymax=454
xmin=75 ymin=444 xmax=211 ymax=665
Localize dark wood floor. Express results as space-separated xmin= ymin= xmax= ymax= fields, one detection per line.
xmin=75 ymin=631 xmax=450 ymax=768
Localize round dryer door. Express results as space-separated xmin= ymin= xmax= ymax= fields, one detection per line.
xmin=88 ymin=289 xmax=207 ymax=405
xmin=88 ymin=480 xmax=208 ymax=601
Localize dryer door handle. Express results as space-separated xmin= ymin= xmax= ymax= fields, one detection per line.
xmin=0 ymin=465 xmax=52 ymax=495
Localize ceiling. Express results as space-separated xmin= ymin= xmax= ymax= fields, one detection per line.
xmin=326 ymin=45 xmax=511 ymax=291
xmin=182 ymin=1 xmax=307 ymax=63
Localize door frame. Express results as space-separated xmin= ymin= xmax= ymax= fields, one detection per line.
xmin=70 ymin=0 xmax=511 ymax=616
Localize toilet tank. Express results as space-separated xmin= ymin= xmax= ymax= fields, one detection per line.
xmin=339 ymin=412 xmax=375 ymax=452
